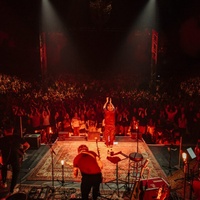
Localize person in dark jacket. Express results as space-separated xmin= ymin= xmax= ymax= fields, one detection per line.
xmin=0 ymin=122 xmax=30 ymax=194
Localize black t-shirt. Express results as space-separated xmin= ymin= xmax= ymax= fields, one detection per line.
xmin=0 ymin=135 xmax=26 ymax=164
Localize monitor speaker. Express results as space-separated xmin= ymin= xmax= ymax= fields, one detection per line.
xmin=87 ymin=132 xmax=100 ymax=141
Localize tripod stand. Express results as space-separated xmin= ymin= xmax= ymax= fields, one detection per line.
xmin=47 ymin=143 xmax=56 ymax=193
xmin=106 ymin=153 xmax=128 ymax=197
xmin=57 ymin=160 xmax=74 ymax=187
xmin=136 ymin=127 xmax=139 ymax=153
xmin=162 ymin=144 xmax=177 ymax=176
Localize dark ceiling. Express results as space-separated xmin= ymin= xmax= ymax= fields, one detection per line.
xmin=0 ymin=0 xmax=200 ymax=79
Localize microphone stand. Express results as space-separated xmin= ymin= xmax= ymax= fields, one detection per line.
xmin=136 ymin=126 xmax=139 ymax=153
xmin=47 ymin=143 xmax=56 ymax=193
xmin=174 ymin=136 xmax=182 ymax=170
xmin=57 ymin=160 xmax=74 ymax=187
xmin=162 ymin=144 xmax=177 ymax=176
xmin=183 ymin=159 xmax=188 ymax=200
xmin=189 ymin=168 xmax=195 ymax=200
xmin=106 ymin=151 xmax=128 ymax=197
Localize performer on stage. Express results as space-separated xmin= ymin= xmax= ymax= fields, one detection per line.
xmin=0 ymin=122 xmax=30 ymax=195
xmin=103 ymin=97 xmax=116 ymax=148
xmin=73 ymin=144 xmax=103 ymax=200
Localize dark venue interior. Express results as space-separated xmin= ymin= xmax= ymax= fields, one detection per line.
xmin=0 ymin=0 xmax=200 ymax=199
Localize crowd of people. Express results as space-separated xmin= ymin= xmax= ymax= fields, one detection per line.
xmin=0 ymin=72 xmax=200 ymax=145
xmin=0 ymin=71 xmax=200 ymax=199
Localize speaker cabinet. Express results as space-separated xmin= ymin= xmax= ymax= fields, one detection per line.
xmin=24 ymin=134 xmax=41 ymax=149
xmin=58 ymin=132 xmax=70 ymax=141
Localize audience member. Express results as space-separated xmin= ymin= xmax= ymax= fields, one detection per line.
xmin=1 ymin=72 xmax=200 ymax=145
xmin=61 ymin=113 xmax=72 ymax=132
xmin=79 ymin=114 xmax=87 ymax=134
xmin=29 ymin=107 xmax=41 ymax=132
xmin=138 ymin=108 xmax=148 ymax=139
xmin=71 ymin=112 xmax=80 ymax=136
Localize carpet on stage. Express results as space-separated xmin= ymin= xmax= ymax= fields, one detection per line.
xmin=27 ymin=140 xmax=167 ymax=183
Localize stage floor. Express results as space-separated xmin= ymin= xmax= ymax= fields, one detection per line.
xmin=0 ymin=136 xmax=198 ymax=199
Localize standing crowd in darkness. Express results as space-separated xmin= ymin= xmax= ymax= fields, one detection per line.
xmin=0 ymin=72 xmax=200 ymax=145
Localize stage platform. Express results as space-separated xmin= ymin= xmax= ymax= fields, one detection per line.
xmin=0 ymin=136 xmax=199 ymax=200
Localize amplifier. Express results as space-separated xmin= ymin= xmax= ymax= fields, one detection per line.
xmin=24 ymin=134 xmax=41 ymax=149
xmin=87 ymin=132 xmax=100 ymax=141
xmin=58 ymin=132 xmax=70 ymax=141
xmin=141 ymin=177 xmax=170 ymax=200
xmin=131 ymin=132 xmax=137 ymax=139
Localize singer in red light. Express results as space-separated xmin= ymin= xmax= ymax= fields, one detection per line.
xmin=103 ymin=97 xmax=116 ymax=148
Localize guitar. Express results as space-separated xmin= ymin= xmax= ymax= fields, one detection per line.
xmin=95 ymin=137 xmax=103 ymax=170
xmin=95 ymin=137 xmax=101 ymax=159
xmin=131 ymin=159 xmax=149 ymax=200
xmin=156 ymin=184 xmax=169 ymax=200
